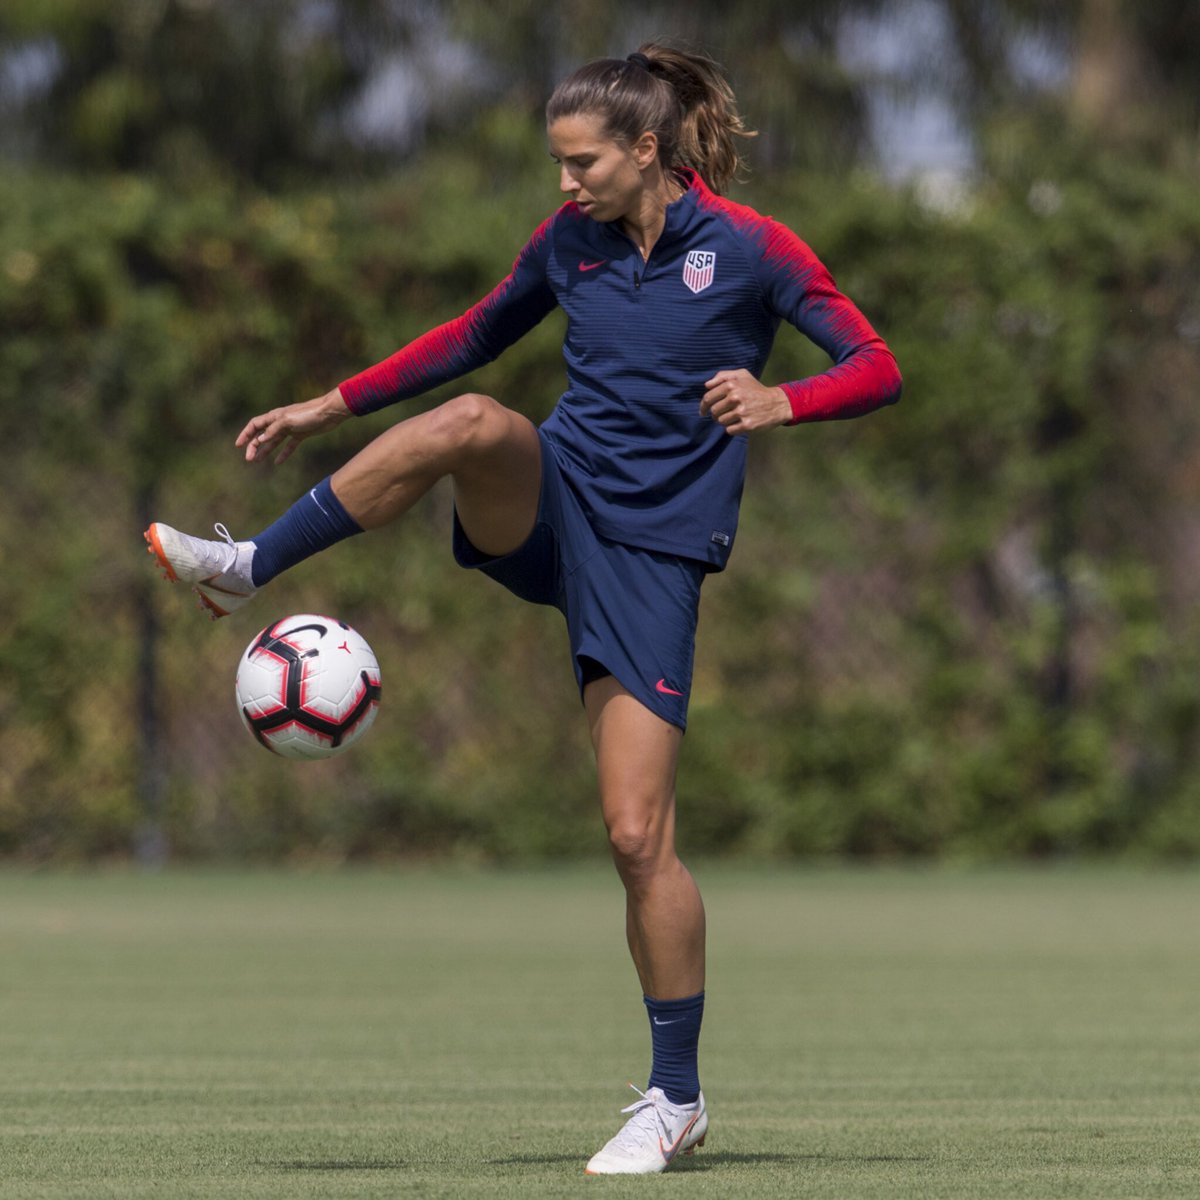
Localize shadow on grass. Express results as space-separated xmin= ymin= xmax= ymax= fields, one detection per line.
xmin=675 ymin=1151 xmax=935 ymax=1173
xmin=268 ymin=1150 xmax=934 ymax=1173
xmin=484 ymin=1151 xmax=932 ymax=1169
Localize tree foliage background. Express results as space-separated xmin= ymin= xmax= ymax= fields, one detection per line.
xmin=1 ymin=0 xmax=1199 ymax=862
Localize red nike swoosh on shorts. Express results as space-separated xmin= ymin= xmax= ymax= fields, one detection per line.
xmin=579 ymin=259 xmax=607 ymax=272
xmin=656 ymin=678 xmax=683 ymax=696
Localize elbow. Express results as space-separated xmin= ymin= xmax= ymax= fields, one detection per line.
xmin=884 ymin=359 xmax=903 ymax=408
xmin=872 ymin=346 xmax=902 ymax=409
xmin=859 ymin=347 xmax=902 ymax=413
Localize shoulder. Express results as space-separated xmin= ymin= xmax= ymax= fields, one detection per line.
xmin=698 ymin=188 xmax=817 ymax=268
xmin=683 ymin=175 xmax=815 ymax=271
xmin=521 ymin=205 xmax=565 ymax=252
xmin=505 ymin=205 xmax=588 ymax=283
xmin=684 ymin=173 xmax=767 ymax=239
xmin=686 ymin=183 xmax=836 ymax=309
xmin=515 ymin=202 xmax=583 ymax=249
xmin=545 ymin=200 xmax=592 ymax=238
xmin=522 ymin=201 xmax=599 ymax=260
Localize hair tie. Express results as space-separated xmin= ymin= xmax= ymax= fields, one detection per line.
xmin=626 ymin=52 xmax=653 ymax=71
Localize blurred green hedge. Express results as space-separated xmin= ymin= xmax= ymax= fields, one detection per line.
xmin=3 ymin=132 xmax=1200 ymax=862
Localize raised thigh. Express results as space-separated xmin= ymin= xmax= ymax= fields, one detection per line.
xmin=331 ymin=392 xmax=541 ymax=556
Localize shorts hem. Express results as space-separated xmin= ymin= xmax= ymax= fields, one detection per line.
xmin=574 ymin=654 xmax=690 ymax=733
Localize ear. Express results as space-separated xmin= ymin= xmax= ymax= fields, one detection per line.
xmin=630 ymin=131 xmax=659 ymax=170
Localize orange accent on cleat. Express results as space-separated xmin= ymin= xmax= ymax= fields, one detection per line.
xmin=194 ymin=588 xmax=230 ymax=620
xmin=144 ymin=520 xmax=256 ymax=619
xmin=143 ymin=525 xmax=178 ymax=582
xmin=585 ymin=1086 xmax=707 ymax=1175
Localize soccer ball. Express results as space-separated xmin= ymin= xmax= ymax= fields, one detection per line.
xmin=235 ymin=614 xmax=382 ymax=759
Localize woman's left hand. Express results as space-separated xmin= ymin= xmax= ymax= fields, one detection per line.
xmin=700 ymin=370 xmax=792 ymax=434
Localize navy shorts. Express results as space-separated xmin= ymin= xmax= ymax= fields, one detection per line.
xmin=452 ymin=431 xmax=705 ymax=730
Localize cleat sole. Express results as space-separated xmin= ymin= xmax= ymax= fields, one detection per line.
xmin=193 ymin=586 xmax=231 ymax=620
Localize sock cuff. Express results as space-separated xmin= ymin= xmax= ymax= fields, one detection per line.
xmin=312 ymin=476 xmax=363 ymax=534
xmin=248 ymin=475 xmax=363 ymax=587
xmin=645 ymin=990 xmax=704 ymax=1105
xmin=644 ymin=990 xmax=705 ymax=1016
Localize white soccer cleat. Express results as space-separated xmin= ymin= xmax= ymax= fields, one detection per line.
xmin=584 ymin=1085 xmax=707 ymax=1175
xmin=144 ymin=521 xmax=258 ymax=620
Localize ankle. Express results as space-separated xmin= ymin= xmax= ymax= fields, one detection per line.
xmin=645 ymin=990 xmax=704 ymax=1106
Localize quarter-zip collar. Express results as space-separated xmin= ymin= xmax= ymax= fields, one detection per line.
xmin=602 ymin=169 xmax=703 ymax=261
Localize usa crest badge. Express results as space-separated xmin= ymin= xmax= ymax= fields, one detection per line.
xmin=682 ymin=250 xmax=716 ymax=294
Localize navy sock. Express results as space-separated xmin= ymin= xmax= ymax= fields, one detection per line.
xmin=249 ymin=476 xmax=363 ymax=587
xmin=645 ymin=991 xmax=704 ymax=1105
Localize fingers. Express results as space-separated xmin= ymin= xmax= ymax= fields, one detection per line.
xmin=237 ymin=412 xmax=277 ymax=459
xmin=702 ymin=399 xmax=741 ymax=432
xmin=709 ymin=406 xmax=748 ymax=436
xmin=243 ymin=425 xmax=280 ymax=463
xmin=701 ymin=369 xmax=750 ymax=432
xmin=237 ymin=409 xmax=298 ymax=463
xmin=701 ymin=371 xmax=791 ymax=435
xmin=699 ymin=373 xmax=729 ymax=418
xmin=706 ymin=397 xmax=738 ymax=426
xmin=235 ymin=416 xmax=264 ymax=449
xmin=705 ymin=368 xmax=741 ymax=389
xmin=701 ymin=368 xmax=737 ymax=401
xmin=237 ymin=394 xmax=340 ymax=463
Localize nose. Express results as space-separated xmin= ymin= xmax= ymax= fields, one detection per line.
xmin=560 ymin=165 xmax=579 ymax=195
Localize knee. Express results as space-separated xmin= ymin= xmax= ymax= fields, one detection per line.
xmin=606 ymin=811 xmax=672 ymax=887
xmin=428 ymin=392 xmax=505 ymax=456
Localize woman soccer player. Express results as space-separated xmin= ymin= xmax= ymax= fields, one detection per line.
xmin=145 ymin=44 xmax=901 ymax=1174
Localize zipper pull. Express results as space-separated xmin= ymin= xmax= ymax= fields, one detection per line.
xmin=634 ymin=270 xmax=641 ymax=290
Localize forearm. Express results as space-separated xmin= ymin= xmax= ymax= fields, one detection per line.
xmin=339 ymin=314 xmax=487 ymax=415
xmin=780 ymin=342 xmax=902 ymax=424
xmin=340 ymin=217 xmax=559 ymax=416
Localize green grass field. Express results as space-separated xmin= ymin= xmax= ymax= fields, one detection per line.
xmin=2 ymin=866 xmax=1199 ymax=1198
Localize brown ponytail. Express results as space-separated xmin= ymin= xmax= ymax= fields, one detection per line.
xmin=546 ymin=43 xmax=756 ymax=194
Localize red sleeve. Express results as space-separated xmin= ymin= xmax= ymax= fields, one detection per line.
xmin=755 ymin=219 xmax=901 ymax=424
xmin=340 ymin=214 xmax=559 ymax=415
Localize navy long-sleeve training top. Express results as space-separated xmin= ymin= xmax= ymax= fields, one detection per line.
xmin=339 ymin=170 xmax=901 ymax=570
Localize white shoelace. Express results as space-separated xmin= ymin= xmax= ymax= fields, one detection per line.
xmin=184 ymin=523 xmax=240 ymax=578
xmin=608 ymin=1085 xmax=679 ymax=1155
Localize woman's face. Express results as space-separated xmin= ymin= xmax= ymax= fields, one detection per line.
xmin=548 ymin=111 xmax=653 ymax=223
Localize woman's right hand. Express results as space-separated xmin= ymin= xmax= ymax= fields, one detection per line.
xmin=236 ymin=387 xmax=353 ymax=465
